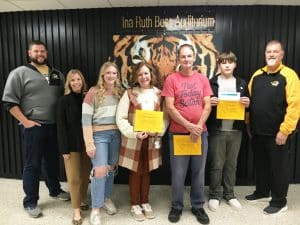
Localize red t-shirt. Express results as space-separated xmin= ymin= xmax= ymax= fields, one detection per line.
xmin=161 ymin=71 xmax=213 ymax=133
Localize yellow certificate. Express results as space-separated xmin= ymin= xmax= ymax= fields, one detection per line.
xmin=216 ymin=100 xmax=245 ymax=120
xmin=173 ymin=135 xmax=201 ymax=155
xmin=134 ymin=109 xmax=163 ymax=132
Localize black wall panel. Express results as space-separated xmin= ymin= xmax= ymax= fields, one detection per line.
xmin=0 ymin=6 xmax=299 ymax=184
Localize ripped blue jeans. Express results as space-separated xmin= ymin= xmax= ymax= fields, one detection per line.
xmin=90 ymin=129 xmax=121 ymax=208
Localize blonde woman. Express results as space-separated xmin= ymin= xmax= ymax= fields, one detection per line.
xmin=57 ymin=69 xmax=91 ymax=225
xmin=82 ymin=62 xmax=123 ymax=225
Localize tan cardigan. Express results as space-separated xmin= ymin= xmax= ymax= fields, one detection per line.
xmin=116 ymin=86 xmax=168 ymax=172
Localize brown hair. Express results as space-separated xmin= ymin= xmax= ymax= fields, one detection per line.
xmin=130 ymin=61 xmax=159 ymax=88
xmin=217 ymin=51 xmax=237 ymax=64
xmin=28 ymin=40 xmax=47 ymax=50
xmin=177 ymin=44 xmax=195 ymax=57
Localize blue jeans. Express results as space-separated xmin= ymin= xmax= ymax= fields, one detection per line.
xmin=91 ymin=130 xmax=120 ymax=208
xmin=169 ymin=132 xmax=208 ymax=210
xmin=22 ymin=124 xmax=61 ymax=208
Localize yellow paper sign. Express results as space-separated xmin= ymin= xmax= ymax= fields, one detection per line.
xmin=173 ymin=135 xmax=201 ymax=155
xmin=216 ymin=100 xmax=245 ymax=120
xmin=134 ymin=109 xmax=163 ymax=132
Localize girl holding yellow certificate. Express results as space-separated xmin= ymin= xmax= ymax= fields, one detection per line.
xmin=116 ymin=62 xmax=168 ymax=221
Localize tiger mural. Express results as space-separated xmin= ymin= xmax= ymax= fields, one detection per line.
xmin=111 ymin=34 xmax=219 ymax=88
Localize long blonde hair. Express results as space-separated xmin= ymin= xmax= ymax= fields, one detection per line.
xmin=64 ymin=69 xmax=87 ymax=95
xmin=95 ymin=62 xmax=122 ymax=103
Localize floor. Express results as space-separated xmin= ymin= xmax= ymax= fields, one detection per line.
xmin=0 ymin=178 xmax=299 ymax=225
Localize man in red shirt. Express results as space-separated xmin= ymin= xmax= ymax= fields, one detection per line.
xmin=162 ymin=44 xmax=212 ymax=224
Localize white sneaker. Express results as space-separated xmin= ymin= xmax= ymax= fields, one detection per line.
xmin=131 ymin=205 xmax=145 ymax=221
xmin=141 ymin=203 xmax=155 ymax=219
xmin=208 ymin=199 xmax=220 ymax=212
xmin=103 ymin=198 xmax=117 ymax=215
xmin=89 ymin=211 xmax=101 ymax=225
xmin=228 ymin=198 xmax=242 ymax=210
xmin=24 ymin=206 xmax=42 ymax=218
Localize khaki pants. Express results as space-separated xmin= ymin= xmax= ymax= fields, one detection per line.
xmin=64 ymin=152 xmax=91 ymax=209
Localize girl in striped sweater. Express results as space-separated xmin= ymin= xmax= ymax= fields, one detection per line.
xmin=82 ymin=62 xmax=123 ymax=225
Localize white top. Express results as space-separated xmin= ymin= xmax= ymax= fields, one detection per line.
xmin=218 ymin=75 xmax=236 ymax=131
xmin=116 ymin=87 xmax=168 ymax=139
xmin=137 ymin=88 xmax=158 ymax=110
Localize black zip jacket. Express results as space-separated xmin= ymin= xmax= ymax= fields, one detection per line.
xmin=206 ymin=75 xmax=249 ymax=133
xmin=248 ymin=64 xmax=299 ymax=136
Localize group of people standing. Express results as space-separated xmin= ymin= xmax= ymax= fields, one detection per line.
xmin=2 ymin=39 xmax=299 ymax=225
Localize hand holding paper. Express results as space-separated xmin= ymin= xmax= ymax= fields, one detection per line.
xmin=240 ymin=96 xmax=250 ymax=108
xmin=173 ymin=135 xmax=202 ymax=155
xmin=134 ymin=109 xmax=163 ymax=132
xmin=186 ymin=122 xmax=202 ymax=136
xmin=216 ymin=92 xmax=245 ymax=120
xmin=210 ymin=96 xmax=218 ymax=106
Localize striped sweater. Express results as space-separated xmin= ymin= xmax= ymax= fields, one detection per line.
xmin=82 ymin=87 xmax=119 ymax=151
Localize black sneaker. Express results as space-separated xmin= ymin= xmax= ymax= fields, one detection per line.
xmin=245 ymin=193 xmax=271 ymax=202
xmin=191 ymin=207 xmax=210 ymax=224
xmin=168 ymin=207 xmax=182 ymax=223
xmin=51 ymin=190 xmax=70 ymax=201
xmin=263 ymin=205 xmax=288 ymax=215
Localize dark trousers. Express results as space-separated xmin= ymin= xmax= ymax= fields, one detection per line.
xmin=252 ymin=135 xmax=290 ymax=208
xmin=22 ymin=124 xmax=61 ymax=208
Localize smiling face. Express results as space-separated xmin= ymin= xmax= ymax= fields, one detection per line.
xmin=137 ymin=65 xmax=152 ymax=89
xmin=265 ymin=42 xmax=284 ymax=72
xmin=103 ymin=65 xmax=118 ymax=87
xmin=69 ymin=73 xmax=83 ymax=93
xmin=28 ymin=44 xmax=48 ymax=65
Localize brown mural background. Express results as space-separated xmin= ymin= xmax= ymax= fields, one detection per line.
xmin=111 ymin=34 xmax=219 ymax=88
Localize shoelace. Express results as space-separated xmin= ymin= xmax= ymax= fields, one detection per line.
xmin=194 ymin=208 xmax=205 ymax=216
xmin=142 ymin=204 xmax=152 ymax=211
xmin=171 ymin=208 xmax=181 ymax=214
xmin=132 ymin=205 xmax=143 ymax=214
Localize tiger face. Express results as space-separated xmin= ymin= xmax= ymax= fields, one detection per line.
xmin=111 ymin=34 xmax=219 ymax=87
